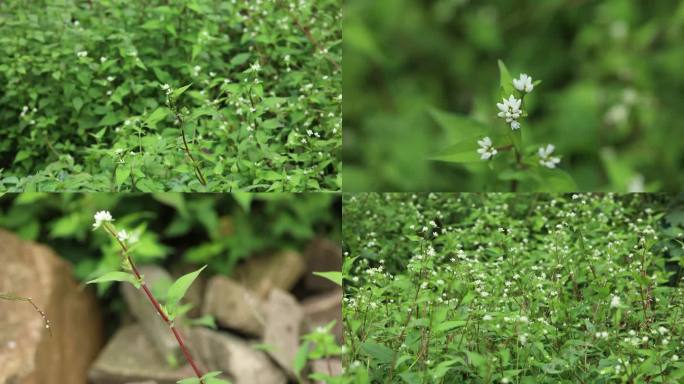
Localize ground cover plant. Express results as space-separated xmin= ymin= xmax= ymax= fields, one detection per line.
xmin=344 ymin=0 xmax=684 ymax=192
xmin=343 ymin=193 xmax=684 ymax=383
xmin=0 ymin=0 xmax=341 ymax=191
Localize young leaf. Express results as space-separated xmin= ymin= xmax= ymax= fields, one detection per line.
xmin=312 ymin=271 xmax=342 ymax=286
xmin=172 ymin=84 xmax=192 ymax=100
xmin=361 ymin=341 xmax=394 ymax=364
xmin=145 ymin=107 xmax=171 ymax=127
xmin=498 ymin=59 xmax=515 ymax=96
xmin=166 ymin=266 xmax=207 ymax=316
xmin=293 ymin=342 xmax=310 ymax=380
xmin=86 ymin=271 xmax=140 ymax=288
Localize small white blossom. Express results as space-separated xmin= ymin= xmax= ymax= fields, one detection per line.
xmin=93 ymin=211 xmax=113 ymax=229
xmin=610 ymin=295 xmax=621 ymax=308
xmin=477 ymin=137 xmax=498 ymax=160
xmin=250 ymin=60 xmax=261 ymax=72
xmin=538 ymin=144 xmax=561 ymax=168
xmin=496 ymin=95 xmax=523 ymax=129
xmin=117 ymin=230 xmax=129 ymax=242
xmin=77 ymin=50 xmax=88 ymax=58
xmin=513 ymin=73 xmax=534 ymax=93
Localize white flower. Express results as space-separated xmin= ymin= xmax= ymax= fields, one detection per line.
xmin=93 ymin=211 xmax=113 ymax=229
xmin=501 ymin=378 xmax=510 ymax=384
xmin=513 ymin=73 xmax=534 ymax=93
xmin=538 ymin=144 xmax=561 ymax=169
xmin=107 ymin=76 xmax=115 ymax=82
xmin=100 ymin=56 xmax=107 ymax=63
xmin=496 ymin=95 xmax=523 ymax=130
xmin=477 ymin=137 xmax=498 ymax=160
xmin=658 ymin=326 xmax=668 ymax=335
xmin=77 ymin=50 xmax=88 ymax=58
xmin=610 ymin=295 xmax=621 ymax=308
xmin=483 ymin=314 xmax=493 ymax=321
xmin=250 ymin=60 xmax=261 ymax=72
xmin=673 ymin=355 xmax=679 ymax=362
xmin=117 ymin=230 xmax=129 ymax=242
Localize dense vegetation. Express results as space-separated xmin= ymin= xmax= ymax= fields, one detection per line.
xmin=344 ymin=0 xmax=684 ymax=191
xmin=343 ymin=193 xmax=684 ymax=383
xmin=0 ymin=0 xmax=341 ymax=191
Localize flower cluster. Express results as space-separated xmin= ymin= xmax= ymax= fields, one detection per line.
xmin=477 ymin=137 xmax=497 ymax=160
xmin=496 ymin=95 xmax=522 ymax=130
xmin=92 ymin=210 xmax=113 ymax=229
xmin=538 ymin=144 xmax=561 ymax=169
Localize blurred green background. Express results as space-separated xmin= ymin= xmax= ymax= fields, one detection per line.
xmin=344 ymin=0 xmax=684 ymax=192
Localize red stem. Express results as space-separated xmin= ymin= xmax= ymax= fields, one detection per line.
xmin=103 ymin=224 xmax=205 ymax=383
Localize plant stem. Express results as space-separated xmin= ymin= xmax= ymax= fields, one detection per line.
xmin=103 ymin=223 xmax=205 ymax=383
xmin=176 ymin=112 xmax=207 ymax=186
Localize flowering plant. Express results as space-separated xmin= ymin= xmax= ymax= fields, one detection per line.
xmin=343 ymin=193 xmax=684 ymax=383
xmin=429 ymin=61 xmax=575 ymax=191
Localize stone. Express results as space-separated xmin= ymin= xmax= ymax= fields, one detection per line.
xmin=89 ymin=324 xmax=286 ymax=384
xmin=301 ymin=289 xmax=343 ymax=343
xmin=88 ymin=324 xmax=200 ymax=384
xmin=121 ymin=265 xmax=181 ymax=362
xmin=303 ymin=238 xmax=342 ymax=292
xmin=309 ymin=358 xmax=342 ymax=383
xmin=202 ymin=276 xmax=264 ymax=336
xmin=232 ymin=250 xmax=306 ymax=296
xmin=0 ymin=229 xmax=104 ymax=384
xmin=261 ymin=289 xmax=304 ymax=379
xmin=191 ymin=327 xmax=287 ymax=384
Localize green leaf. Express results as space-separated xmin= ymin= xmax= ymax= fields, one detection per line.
xmin=115 ymin=167 xmax=131 ymax=187
xmin=428 ymin=140 xmax=482 ymax=164
xmin=361 ymin=342 xmax=394 ymax=364
xmin=87 ymin=271 xmax=140 ymax=288
xmin=498 ymin=59 xmax=515 ymax=96
xmin=428 ymin=107 xmax=491 ymax=139
xmin=145 ymin=107 xmax=171 ymax=127
xmin=172 ymin=84 xmax=192 ymax=99
xmin=434 ymin=320 xmax=466 ymax=333
xmin=293 ymin=342 xmax=310 ymax=379
xmin=14 ymin=150 xmax=31 ymax=164
xmin=73 ymin=97 xmax=84 ymax=112
xmin=312 ymin=271 xmax=342 ymax=286
xmin=232 ymin=192 xmax=253 ymax=212
xmin=177 ymin=378 xmax=201 ymax=384
xmin=166 ymin=266 xmax=207 ymax=317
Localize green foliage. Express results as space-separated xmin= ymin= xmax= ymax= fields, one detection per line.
xmin=86 ymin=271 xmax=141 ymax=289
xmin=177 ymin=371 xmax=231 ymax=384
xmin=344 ymin=0 xmax=684 ymax=192
xmin=165 ymin=265 xmax=206 ymax=319
xmin=313 ymin=271 xmax=343 ymax=286
xmin=0 ymin=0 xmax=341 ymax=192
xmin=0 ymin=193 xmax=340 ymax=282
xmin=343 ymin=193 xmax=684 ymax=383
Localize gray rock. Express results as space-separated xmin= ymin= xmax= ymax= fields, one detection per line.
xmin=304 ymin=238 xmax=342 ymax=291
xmin=191 ymin=327 xmax=287 ymax=384
xmin=309 ymin=358 xmax=342 ymax=383
xmin=301 ymin=289 xmax=343 ymax=343
xmin=232 ymin=250 xmax=306 ymax=297
xmin=88 ymin=324 xmax=195 ymax=384
xmin=261 ymin=289 xmax=304 ymax=379
xmin=89 ymin=324 xmax=287 ymax=384
xmin=121 ymin=265 xmax=181 ymax=362
xmin=0 ymin=229 xmax=104 ymax=384
xmin=202 ymin=276 xmax=264 ymax=336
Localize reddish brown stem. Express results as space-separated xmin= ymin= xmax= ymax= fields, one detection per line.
xmin=103 ymin=224 xmax=205 ymax=383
